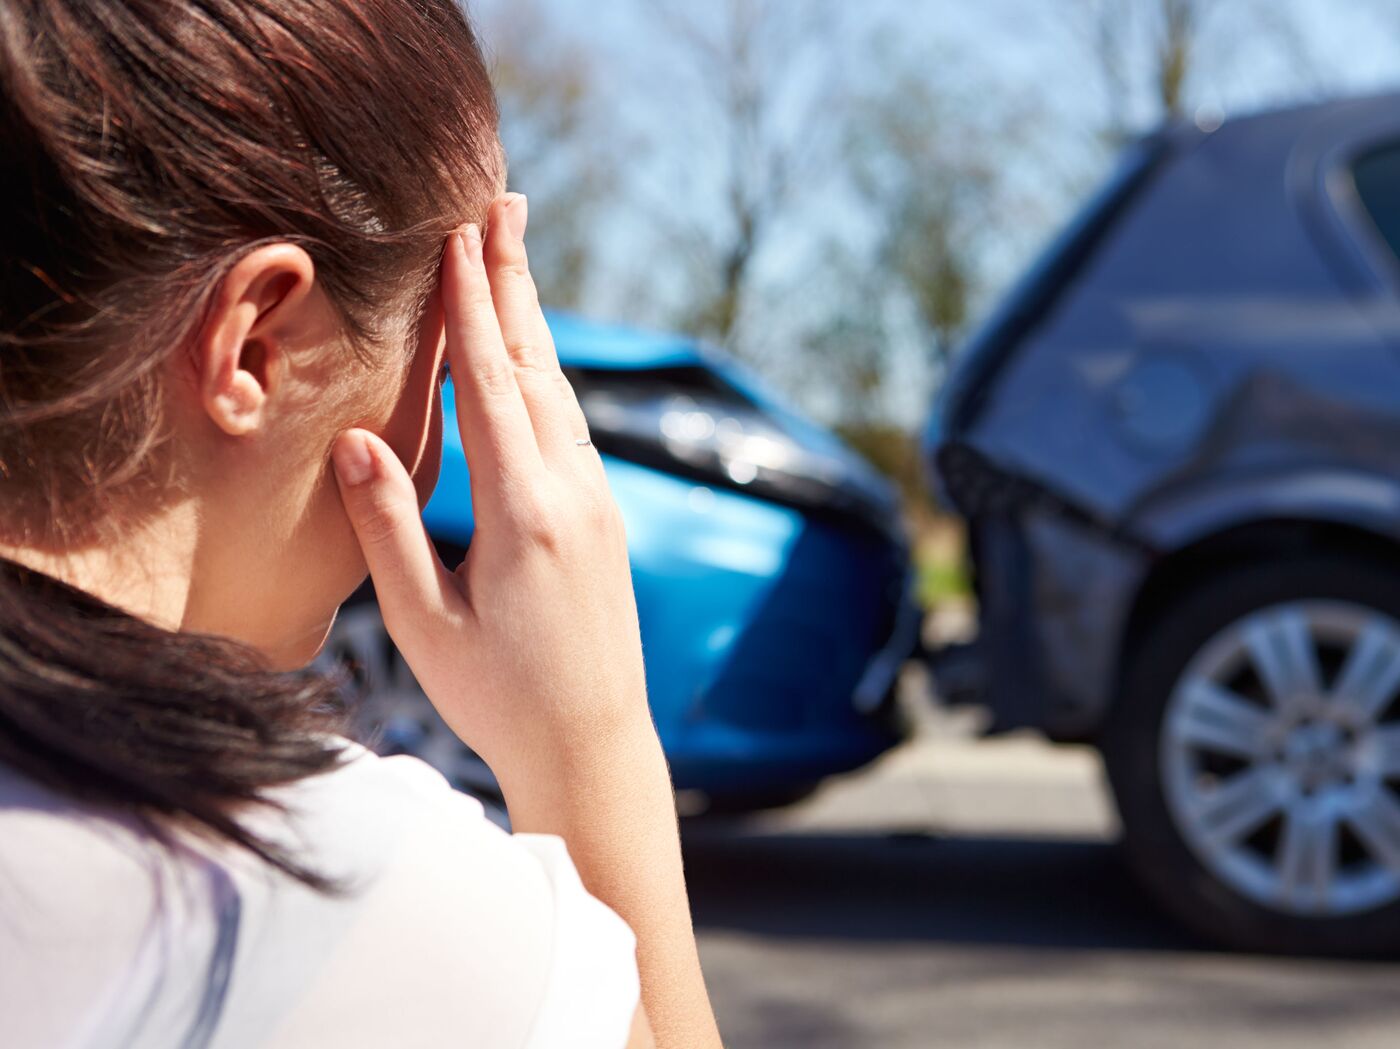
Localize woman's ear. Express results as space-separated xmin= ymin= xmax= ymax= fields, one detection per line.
xmin=194 ymin=244 xmax=316 ymax=437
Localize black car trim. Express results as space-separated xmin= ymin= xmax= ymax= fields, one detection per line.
xmin=567 ymin=365 xmax=907 ymax=544
xmin=936 ymin=441 xmax=1157 ymax=555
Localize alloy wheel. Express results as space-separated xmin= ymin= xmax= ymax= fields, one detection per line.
xmin=1161 ymin=600 xmax=1400 ymax=917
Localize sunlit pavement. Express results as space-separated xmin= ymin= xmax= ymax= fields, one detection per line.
xmin=684 ymin=684 xmax=1400 ymax=1049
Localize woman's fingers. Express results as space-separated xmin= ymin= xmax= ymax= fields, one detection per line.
xmin=441 ymin=224 xmax=544 ymax=499
xmin=482 ymin=195 xmax=593 ymax=462
xmin=331 ymin=429 xmax=460 ymax=645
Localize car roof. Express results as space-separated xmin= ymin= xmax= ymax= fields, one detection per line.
xmin=1050 ymin=90 xmax=1400 ymax=311
xmin=1186 ymin=89 xmax=1400 ymax=144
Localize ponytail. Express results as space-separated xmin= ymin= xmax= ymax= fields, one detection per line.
xmin=0 ymin=557 xmax=348 ymax=888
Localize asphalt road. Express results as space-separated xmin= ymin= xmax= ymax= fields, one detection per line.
xmin=683 ymin=704 xmax=1400 ymax=1049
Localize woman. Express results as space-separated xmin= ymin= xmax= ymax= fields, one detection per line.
xmin=0 ymin=2 xmax=722 ymax=1047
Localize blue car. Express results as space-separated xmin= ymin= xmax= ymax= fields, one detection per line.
xmin=327 ymin=312 xmax=917 ymax=815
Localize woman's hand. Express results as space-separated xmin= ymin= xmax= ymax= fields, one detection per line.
xmin=330 ymin=194 xmax=649 ymax=790
xmin=331 ymin=193 xmax=723 ymax=1049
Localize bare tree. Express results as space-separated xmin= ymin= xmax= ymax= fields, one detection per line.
xmin=1071 ymin=0 xmax=1331 ymax=147
xmin=849 ymin=43 xmax=1043 ymax=376
xmin=1075 ymin=0 xmax=1209 ymax=144
xmin=478 ymin=0 xmax=619 ymax=310
xmin=1155 ymin=0 xmax=1199 ymax=122
xmin=642 ymin=0 xmax=849 ymax=356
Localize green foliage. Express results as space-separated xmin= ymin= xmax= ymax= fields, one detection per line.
xmin=916 ymin=549 xmax=971 ymax=609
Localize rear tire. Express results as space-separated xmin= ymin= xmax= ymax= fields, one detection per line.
xmin=1103 ymin=554 xmax=1400 ymax=956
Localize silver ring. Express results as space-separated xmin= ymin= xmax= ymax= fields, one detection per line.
xmin=574 ymin=437 xmax=592 ymax=447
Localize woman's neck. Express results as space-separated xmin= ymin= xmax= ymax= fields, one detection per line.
xmin=0 ymin=505 xmax=199 ymax=632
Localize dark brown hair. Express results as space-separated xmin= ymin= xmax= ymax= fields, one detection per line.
xmin=0 ymin=0 xmax=500 ymax=882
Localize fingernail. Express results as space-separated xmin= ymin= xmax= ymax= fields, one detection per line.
xmin=504 ymin=194 xmax=528 ymax=240
xmin=332 ymin=432 xmax=373 ymax=486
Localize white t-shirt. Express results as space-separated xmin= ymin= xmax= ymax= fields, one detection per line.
xmin=0 ymin=742 xmax=640 ymax=1049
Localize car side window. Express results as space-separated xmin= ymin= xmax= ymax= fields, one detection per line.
xmin=1353 ymin=144 xmax=1400 ymax=262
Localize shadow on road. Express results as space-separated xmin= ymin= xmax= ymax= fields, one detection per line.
xmin=684 ymin=823 xmax=1400 ymax=1048
xmin=682 ymin=823 xmax=1202 ymax=953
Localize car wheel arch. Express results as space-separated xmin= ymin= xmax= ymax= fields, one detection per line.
xmin=1106 ymin=513 xmax=1400 ymax=734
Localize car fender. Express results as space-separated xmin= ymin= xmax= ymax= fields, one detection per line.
xmin=1128 ymin=467 xmax=1400 ymax=553
xmin=1029 ymin=468 xmax=1400 ymax=739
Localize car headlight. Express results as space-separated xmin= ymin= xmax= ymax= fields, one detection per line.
xmin=565 ymin=365 xmax=902 ymax=537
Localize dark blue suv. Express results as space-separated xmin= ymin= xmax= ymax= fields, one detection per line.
xmin=927 ymin=91 xmax=1400 ymax=955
